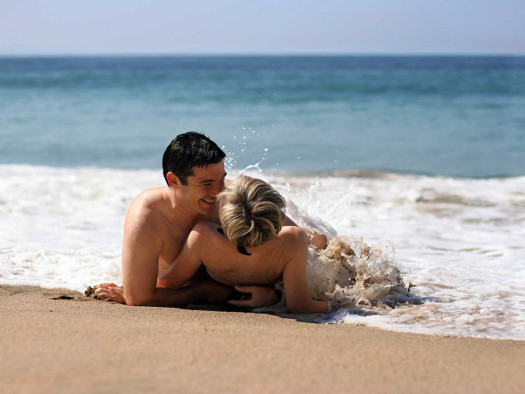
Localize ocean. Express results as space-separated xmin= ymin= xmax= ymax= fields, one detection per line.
xmin=1 ymin=56 xmax=524 ymax=340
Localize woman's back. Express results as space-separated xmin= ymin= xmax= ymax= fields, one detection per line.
xmin=194 ymin=222 xmax=302 ymax=287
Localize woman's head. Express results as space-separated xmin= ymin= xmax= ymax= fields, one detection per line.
xmin=217 ymin=176 xmax=286 ymax=248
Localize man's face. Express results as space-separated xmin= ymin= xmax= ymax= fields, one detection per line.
xmin=180 ymin=161 xmax=226 ymax=217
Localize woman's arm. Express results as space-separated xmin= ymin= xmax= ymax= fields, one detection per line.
xmin=157 ymin=228 xmax=205 ymax=289
xmin=281 ymin=228 xmax=329 ymax=314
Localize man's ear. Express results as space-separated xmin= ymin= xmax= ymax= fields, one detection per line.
xmin=166 ymin=172 xmax=181 ymax=187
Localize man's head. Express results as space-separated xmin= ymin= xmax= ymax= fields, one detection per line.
xmin=218 ymin=176 xmax=286 ymax=248
xmin=162 ymin=132 xmax=226 ymax=186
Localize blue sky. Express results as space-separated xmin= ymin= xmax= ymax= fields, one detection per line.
xmin=1 ymin=0 xmax=524 ymax=55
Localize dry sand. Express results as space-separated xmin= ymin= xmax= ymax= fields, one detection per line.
xmin=1 ymin=285 xmax=523 ymax=394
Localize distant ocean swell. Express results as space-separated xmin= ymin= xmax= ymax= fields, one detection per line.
xmin=1 ymin=56 xmax=524 ymax=177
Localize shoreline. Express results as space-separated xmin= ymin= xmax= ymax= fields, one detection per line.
xmin=1 ymin=285 xmax=524 ymax=393
xmin=2 ymin=162 xmax=525 ymax=180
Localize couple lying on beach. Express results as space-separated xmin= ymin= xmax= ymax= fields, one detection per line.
xmin=95 ymin=131 xmax=409 ymax=312
xmin=95 ymin=132 xmax=330 ymax=313
xmin=158 ymin=175 xmax=328 ymax=313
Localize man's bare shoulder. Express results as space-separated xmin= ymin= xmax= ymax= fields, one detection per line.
xmin=127 ymin=187 xmax=167 ymax=218
xmin=130 ymin=187 xmax=165 ymax=208
xmin=124 ymin=187 xmax=171 ymax=235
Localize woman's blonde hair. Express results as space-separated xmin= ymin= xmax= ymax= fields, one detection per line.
xmin=217 ymin=176 xmax=286 ymax=248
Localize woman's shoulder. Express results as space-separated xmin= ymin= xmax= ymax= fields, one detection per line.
xmin=279 ymin=225 xmax=307 ymax=238
xmin=192 ymin=221 xmax=221 ymax=236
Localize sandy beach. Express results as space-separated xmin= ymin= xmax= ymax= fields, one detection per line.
xmin=1 ymin=285 xmax=523 ymax=393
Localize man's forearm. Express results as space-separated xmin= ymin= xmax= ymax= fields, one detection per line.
xmin=125 ymin=283 xmax=205 ymax=306
xmin=153 ymin=285 xmax=209 ymax=306
xmin=125 ymin=281 xmax=232 ymax=307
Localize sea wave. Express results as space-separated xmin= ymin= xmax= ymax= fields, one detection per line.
xmin=1 ymin=164 xmax=524 ymax=340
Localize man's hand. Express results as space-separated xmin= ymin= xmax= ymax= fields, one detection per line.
xmin=93 ymin=283 xmax=125 ymax=304
xmin=306 ymin=230 xmax=328 ymax=251
xmin=228 ymin=285 xmax=279 ymax=309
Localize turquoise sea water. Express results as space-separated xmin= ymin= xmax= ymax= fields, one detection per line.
xmin=1 ymin=55 xmax=524 ymax=177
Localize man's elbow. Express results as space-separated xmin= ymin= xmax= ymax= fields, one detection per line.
xmin=124 ymin=291 xmax=156 ymax=306
xmin=125 ymin=299 xmax=145 ymax=306
xmin=125 ymin=298 xmax=149 ymax=307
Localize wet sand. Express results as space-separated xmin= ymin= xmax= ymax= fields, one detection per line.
xmin=1 ymin=285 xmax=523 ymax=393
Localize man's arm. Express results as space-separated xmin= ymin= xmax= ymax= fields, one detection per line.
xmin=281 ymin=227 xmax=328 ymax=314
xmin=120 ymin=205 xmax=165 ymax=305
xmin=122 ymin=228 xmax=230 ymax=306
xmin=94 ymin=201 xmax=162 ymax=305
xmin=121 ymin=205 xmax=232 ymax=306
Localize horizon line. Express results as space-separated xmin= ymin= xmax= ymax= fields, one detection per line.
xmin=1 ymin=52 xmax=524 ymax=58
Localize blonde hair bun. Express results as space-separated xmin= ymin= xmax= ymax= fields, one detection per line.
xmin=217 ymin=176 xmax=286 ymax=248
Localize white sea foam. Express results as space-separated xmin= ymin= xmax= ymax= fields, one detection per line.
xmin=1 ymin=165 xmax=524 ymax=340
xmin=260 ymin=171 xmax=525 ymax=340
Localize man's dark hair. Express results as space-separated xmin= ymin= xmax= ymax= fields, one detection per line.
xmin=162 ymin=132 xmax=226 ymax=185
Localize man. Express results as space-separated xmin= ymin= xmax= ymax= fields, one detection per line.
xmin=95 ymin=132 xmax=279 ymax=307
